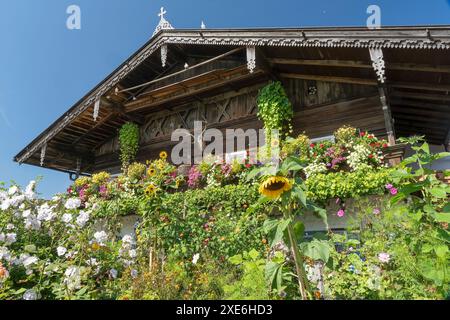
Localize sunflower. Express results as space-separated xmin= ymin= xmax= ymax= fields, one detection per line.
xmin=147 ymin=167 xmax=157 ymax=177
xmin=144 ymin=184 xmax=158 ymax=198
xmin=259 ymin=176 xmax=292 ymax=199
xmin=159 ymin=151 xmax=168 ymax=160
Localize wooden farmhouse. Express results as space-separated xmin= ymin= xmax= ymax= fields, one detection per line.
xmin=14 ymin=14 xmax=450 ymax=179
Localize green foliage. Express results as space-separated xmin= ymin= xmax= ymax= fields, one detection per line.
xmin=224 ymin=249 xmax=270 ymax=300
xmin=140 ymin=184 xmax=270 ymax=261
xmin=306 ymin=168 xmax=397 ymax=203
xmin=119 ymin=122 xmax=140 ymax=169
xmin=257 ymin=81 xmax=293 ymax=139
xmin=281 ymin=134 xmax=311 ymax=161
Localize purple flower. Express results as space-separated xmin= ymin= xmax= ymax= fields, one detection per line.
xmin=373 ymin=208 xmax=381 ymax=215
xmin=390 ymin=188 xmax=398 ymax=195
xmin=385 ymin=184 xmax=393 ymax=190
xmin=187 ymin=166 xmax=202 ymax=189
xmin=99 ymin=185 xmax=108 ymax=197
xmin=337 ymin=209 xmax=345 ymax=218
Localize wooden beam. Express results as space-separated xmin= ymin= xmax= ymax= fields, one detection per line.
xmin=279 ymin=73 xmax=378 ymax=86
xmin=391 ymin=106 xmax=450 ymax=119
xmin=270 ymin=58 xmax=450 ymax=73
xmin=125 ymin=68 xmax=264 ymax=113
xmin=118 ymin=47 xmax=245 ymax=93
xmin=390 ymin=82 xmax=450 ymax=92
xmin=71 ymin=112 xmax=118 ymax=147
xmin=390 ymin=91 xmax=450 ymax=102
xmin=270 ymin=58 xmax=372 ymax=68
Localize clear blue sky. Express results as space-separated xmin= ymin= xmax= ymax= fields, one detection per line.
xmin=1 ymin=0 xmax=449 ymax=198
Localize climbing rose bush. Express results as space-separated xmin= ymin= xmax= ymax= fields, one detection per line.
xmin=0 ymin=182 xmax=137 ymax=300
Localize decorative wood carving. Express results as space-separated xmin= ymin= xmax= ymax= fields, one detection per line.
xmin=96 ymin=89 xmax=259 ymax=156
xmin=369 ymin=48 xmax=386 ymax=83
xmin=246 ymin=46 xmax=256 ymax=73
xmin=17 ymin=28 xmax=450 ymax=164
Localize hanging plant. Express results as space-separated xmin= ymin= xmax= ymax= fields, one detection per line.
xmin=119 ymin=122 xmax=140 ymax=170
xmin=257 ymin=81 xmax=293 ymax=142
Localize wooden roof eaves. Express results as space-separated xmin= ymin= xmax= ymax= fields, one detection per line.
xmin=14 ymin=26 xmax=450 ymax=166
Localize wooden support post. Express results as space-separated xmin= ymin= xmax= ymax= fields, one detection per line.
xmin=378 ymin=86 xmax=396 ymax=146
xmin=445 ymin=127 xmax=450 ymax=152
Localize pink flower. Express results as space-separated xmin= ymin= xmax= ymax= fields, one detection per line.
xmin=390 ymin=188 xmax=398 ymax=195
xmin=373 ymin=208 xmax=381 ymax=215
xmin=385 ymin=184 xmax=393 ymax=190
xmin=337 ymin=209 xmax=345 ymax=218
xmin=378 ymin=253 xmax=390 ymax=263
xmin=187 ymin=166 xmax=202 ymax=189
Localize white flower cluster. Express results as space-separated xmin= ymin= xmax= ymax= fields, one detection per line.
xmin=119 ymin=234 xmax=138 ymax=278
xmin=64 ymin=266 xmax=82 ymax=291
xmin=304 ymin=162 xmax=327 ymax=178
xmin=0 ymin=182 xmax=36 ymax=211
xmin=347 ymin=144 xmax=373 ymax=171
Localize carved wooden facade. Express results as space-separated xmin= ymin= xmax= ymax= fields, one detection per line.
xmin=15 ymin=26 xmax=450 ymax=176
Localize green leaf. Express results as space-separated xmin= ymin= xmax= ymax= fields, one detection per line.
xmin=434 ymin=212 xmax=450 ymax=223
xmin=24 ymin=244 xmax=37 ymax=253
xmin=265 ymin=261 xmax=282 ymax=289
xmin=442 ymin=202 xmax=450 ymax=213
xmin=281 ymin=156 xmax=304 ymax=172
xmin=272 ymin=219 xmax=291 ymax=247
xmin=435 ymin=245 xmax=448 ymax=259
xmin=229 ymin=254 xmax=243 ymax=265
xmin=248 ymin=249 xmax=260 ymax=261
xmin=293 ymin=221 xmax=305 ymax=240
xmin=292 ymin=185 xmax=307 ymax=207
xmin=300 ymin=239 xmax=331 ymax=263
xmin=430 ymin=188 xmax=447 ymax=199
xmin=262 ymin=219 xmax=279 ymax=234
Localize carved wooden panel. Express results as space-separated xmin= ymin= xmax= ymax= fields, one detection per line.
xmin=95 ymin=88 xmax=260 ymax=157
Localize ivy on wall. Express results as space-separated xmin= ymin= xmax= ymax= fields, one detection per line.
xmin=119 ymin=122 xmax=140 ymax=170
xmin=257 ymin=81 xmax=294 ymax=142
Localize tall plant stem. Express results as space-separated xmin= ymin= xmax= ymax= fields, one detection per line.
xmin=285 ymin=208 xmax=310 ymax=300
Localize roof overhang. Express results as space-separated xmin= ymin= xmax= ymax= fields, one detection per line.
xmin=14 ymin=26 xmax=450 ymax=173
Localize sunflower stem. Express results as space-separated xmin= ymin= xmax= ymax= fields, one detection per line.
xmin=284 ymin=206 xmax=310 ymax=300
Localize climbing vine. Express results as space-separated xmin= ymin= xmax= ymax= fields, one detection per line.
xmin=257 ymin=81 xmax=293 ymax=142
xmin=119 ymin=122 xmax=140 ymax=169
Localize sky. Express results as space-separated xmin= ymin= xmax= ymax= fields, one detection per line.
xmin=0 ymin=0 xmax=449 ymax=198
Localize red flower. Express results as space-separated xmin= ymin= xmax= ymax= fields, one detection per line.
xmin=360 ymin=132 xmax=366 ymax=137
xmin=383 ymin=143 xmax=388 ymax=148
xmin=320 ymin=144 xmax=325 ymax=148
xmin=369 ymin=154 xmax=374 ymax=159
xmin=310 ymin=143 xmax=316 ymax=148
xmin=245 ymin=164 xmax=252 ymax=168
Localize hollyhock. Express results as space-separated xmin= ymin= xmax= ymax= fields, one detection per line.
xmin=385 ymin=184 xmax=393 ymax=190
xmin=337 ymin=209 xmax=345 ymax=218
xmin=390 ymin=188 xmax=398 ymax=195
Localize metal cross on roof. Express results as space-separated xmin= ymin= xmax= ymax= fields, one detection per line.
xmin=158 ymin=7 xmax=167 ymax=19
xmin=153 ymin=6 xmax=174 ymax=37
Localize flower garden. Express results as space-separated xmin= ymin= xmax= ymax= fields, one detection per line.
xmin=1 ymin=82 xmax=449 ymax=300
